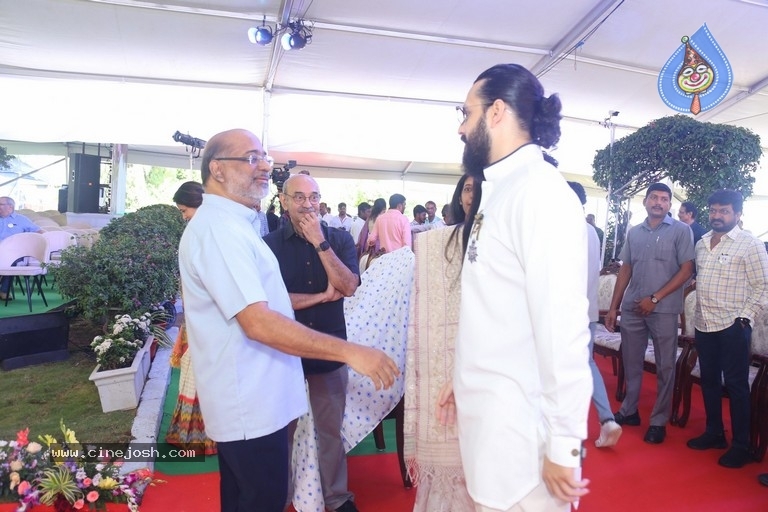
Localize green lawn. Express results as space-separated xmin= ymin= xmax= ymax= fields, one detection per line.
xmin=0 ymin=317 xmax=135 ymax=445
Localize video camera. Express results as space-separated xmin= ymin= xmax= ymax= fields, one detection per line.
xmin=272 ymin=159 xmax=296 ymax=192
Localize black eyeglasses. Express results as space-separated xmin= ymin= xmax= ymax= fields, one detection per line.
xmin=214 ymin=154 xmax=275 ymax=167
xmin=283 ymin=192 xmax=321 ymax=204
xmin=456 ymin=103 xmax=491 ymax=124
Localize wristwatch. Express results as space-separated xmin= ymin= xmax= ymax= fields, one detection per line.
xmin=315 ymin=240 xmax=330 ymax=252
xmin=650 ymin=295 xmax=659 ymax=304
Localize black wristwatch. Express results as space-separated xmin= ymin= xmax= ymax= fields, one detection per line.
xmin=736 ymin=317 xmax=751 ymax=327
xmin=650 ymin=294 xmax=659 ymax=304
xmin=315 ymin=240 xmax=330 ymax=252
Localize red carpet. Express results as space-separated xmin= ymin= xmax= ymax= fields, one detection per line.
xmin=140 ymin=453 xmax=415 ymax=511
xmin=139 ymin=355 xmax=768 ymax=511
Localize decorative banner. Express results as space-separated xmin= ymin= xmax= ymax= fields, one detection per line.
xmin=657 ymin=23 xmax=732 ymax=115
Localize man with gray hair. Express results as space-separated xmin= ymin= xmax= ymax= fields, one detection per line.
xmin=264 ymin=173 xmax=360 ymax=512
xmin=178 ymin=128 xmax=398 ymax=512
xmin=0 ymin=196 xmax=41 ymax=300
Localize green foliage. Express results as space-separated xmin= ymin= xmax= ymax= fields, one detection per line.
xmin=0 ymin=145 xmax=15 ymax=171
xmin=593 ymin=115 xmax=762 ymax=262
xmin=0 ymin=345 xmax=134 ymax=445
xmin=99 ymin=203 xmax=185 ymax=242
xmin=145 ymin=166 xmax=168 ymax=188
xmin=593 ymin=115 xmax=761 ymax=206
xmin=38 ymin=466 xmax=80 ymax=506
xmin=51 ymin=204 xmax=185 ymax=322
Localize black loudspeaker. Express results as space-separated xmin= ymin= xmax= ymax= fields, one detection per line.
xmin=58 ymin=186 xmax=68 ymax=213
xmin=68 ymin=154 xmax=101 ymax=213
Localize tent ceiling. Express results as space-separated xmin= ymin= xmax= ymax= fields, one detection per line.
xmin=1 ymin=0 xmax=766 ymax=182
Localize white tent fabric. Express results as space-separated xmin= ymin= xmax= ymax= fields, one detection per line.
xmin=1 ymin=0 xmax=766 ymax=183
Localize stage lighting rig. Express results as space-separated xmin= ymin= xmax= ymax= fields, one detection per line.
xmin=246 ymin=18 xmax=313 ymax=51
xmin=172 ymin=131 xmax=206 ymax=158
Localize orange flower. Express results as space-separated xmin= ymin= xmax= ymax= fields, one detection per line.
xmin=135 ymin=468 xmax=152 ymax=480
xmin=15 ymin=428 xmax=29 ymax=447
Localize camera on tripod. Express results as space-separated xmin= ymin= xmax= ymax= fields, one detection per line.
xmin=272 ymin=159 xmax=296 ymax=192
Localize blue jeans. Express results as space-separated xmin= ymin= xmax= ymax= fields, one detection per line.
xmin=589 ymin=322 xmax=614 ymax=423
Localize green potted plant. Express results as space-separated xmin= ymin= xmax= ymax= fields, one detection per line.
xmin=88 ymin=313 xmax=154 ymax=413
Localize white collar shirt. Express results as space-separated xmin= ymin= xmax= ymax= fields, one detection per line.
xmin=455 ymin=144 xmax=592 ymax=509
xmin=179 ymin=193 xmax=307 ymax=442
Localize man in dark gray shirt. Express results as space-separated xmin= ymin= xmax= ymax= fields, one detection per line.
xmin=604 ymin=183 xmax=694 ymax=444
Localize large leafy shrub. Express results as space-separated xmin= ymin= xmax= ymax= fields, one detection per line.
xmin=52 ymin=204 xmax=185 ymax=322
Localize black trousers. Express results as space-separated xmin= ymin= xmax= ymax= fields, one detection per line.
xmin=695 ymin=322 xmax=752 ymax=449
xmin=216 ymin=426 xmax=290 ymax=512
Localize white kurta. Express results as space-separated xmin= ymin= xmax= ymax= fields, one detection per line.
xmin=454 ymin=144 xmax=592 ymax=509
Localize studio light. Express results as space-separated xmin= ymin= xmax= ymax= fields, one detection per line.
xmin=247 ymin=17 xmax=273 ymax=46
xmin=172 ymin=131 xmax=206 ymax=158
xmin=247 ymin=17 xmax=312 ymax=51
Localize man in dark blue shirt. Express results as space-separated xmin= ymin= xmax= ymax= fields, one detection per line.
xmin=678 ymin=201 xmax=706 ymax=246
xmin=263 ymin=174 xmax=360 ymax=512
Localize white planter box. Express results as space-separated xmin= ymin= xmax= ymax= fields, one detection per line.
xmin=89 ymin=339 xmax=152 ymax=413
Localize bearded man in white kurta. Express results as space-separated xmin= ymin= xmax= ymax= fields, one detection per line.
xmin=438 ymin=64 xmax=592 ymax=512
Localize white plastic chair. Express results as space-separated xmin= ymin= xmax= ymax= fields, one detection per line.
xmin=41 ymin=230 xmax=77 ymax=263
xmin=0 ymin=233 xmax=49 ymax=312
xmin=40 ymin=230 xmax=77 ymax=288
xmin=33 ymin=217 xmax=61 ymax=228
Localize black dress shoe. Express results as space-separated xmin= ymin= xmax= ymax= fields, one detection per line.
xmin=718 ymin=446 xmax=754 ymax=468
xmin=335 ymin=500 xmax=359 ymax=512
xmin=644 ymin=425 xmax=666 ymax=444
xmin=687 ymin=431 xmax=728 ymax=450
xmin=614 ymin=410 xmax=641 ymax=426
xmin=758 ymin=473 xmax=768 ymax=487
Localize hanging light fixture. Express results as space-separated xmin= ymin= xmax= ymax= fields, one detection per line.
xmin=280 ymin=20 xmax=311 ymax=50
xmin=247 ymin=16 xmax=273 ymax=46
xmin=247 ymin=18 xmax=313 ymax=51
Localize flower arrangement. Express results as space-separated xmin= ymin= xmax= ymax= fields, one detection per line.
xmin=0 ymin=421 xmax=152 ymax=511
xmin=91 ymin=314 xmax=151 ymax=372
